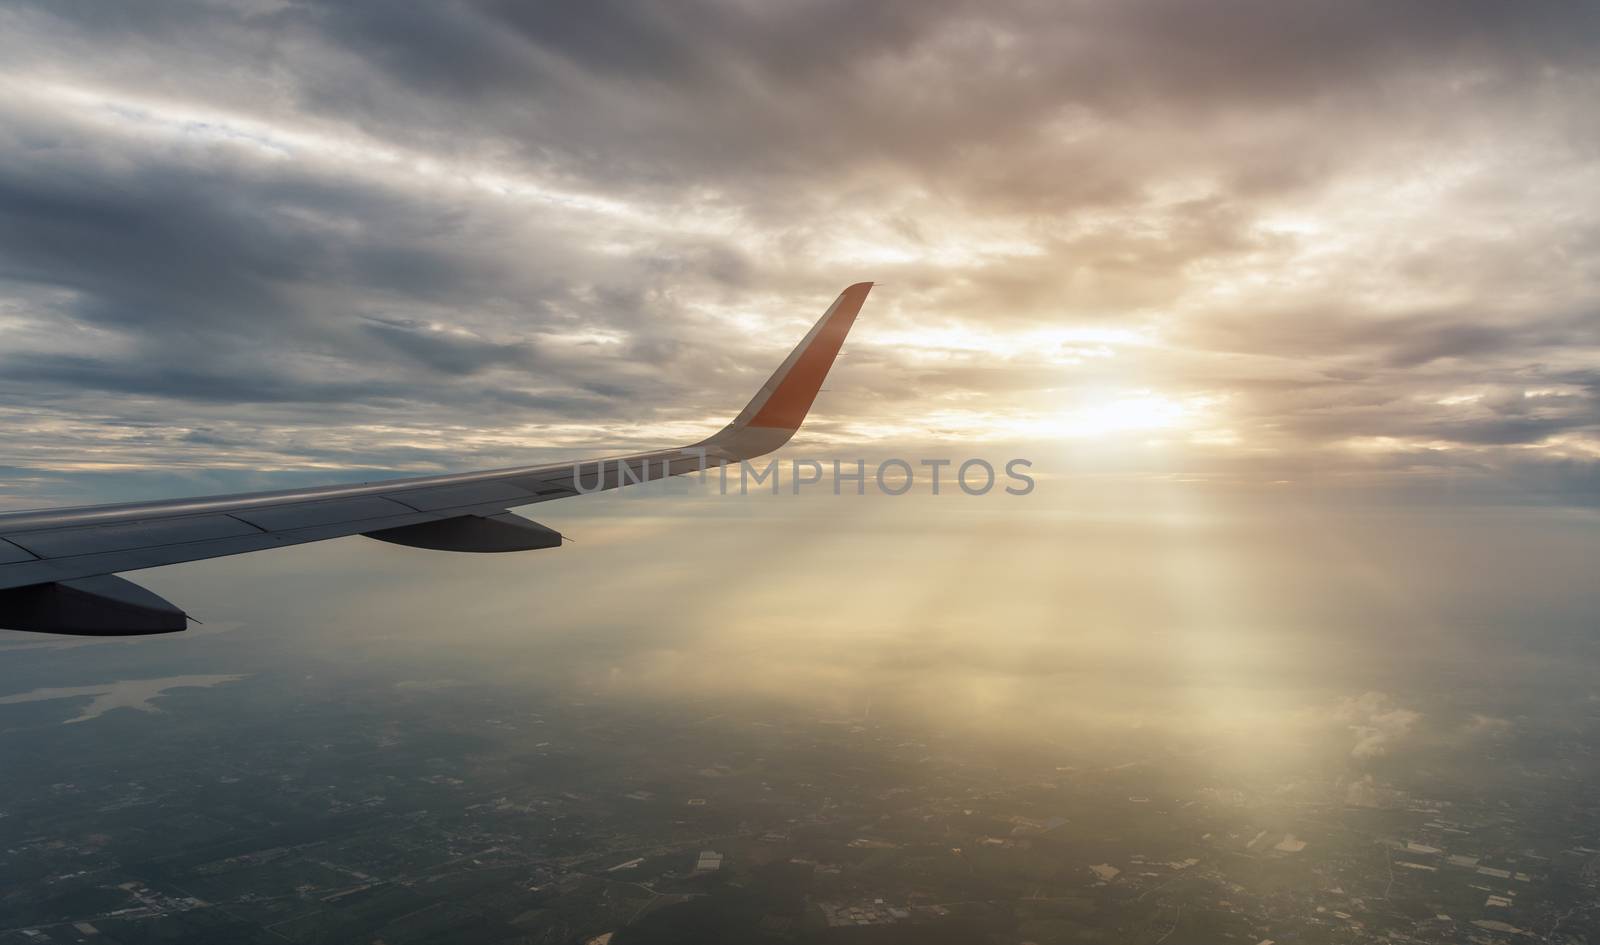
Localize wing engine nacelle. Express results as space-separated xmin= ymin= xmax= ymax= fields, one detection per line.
xmin=0 ymin=574 xmax=188 ymax=636
xmin=362 ymin=512 xmax=562 ymax=553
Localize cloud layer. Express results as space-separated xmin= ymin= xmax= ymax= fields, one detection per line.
xmin=2 ymin=0 xmax=1599 ymax=506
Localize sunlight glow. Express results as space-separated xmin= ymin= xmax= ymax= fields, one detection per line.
xmin=838 ymin=392 xmax=1220 ymax=443
xmin=1054 ymin=393 xmax=1216 ymax=438
xmin=864 ymin=324 xmax=1154 ymax=364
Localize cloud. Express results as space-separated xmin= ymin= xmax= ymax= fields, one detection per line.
xmin=1 ymin=0 xmax=1599 ymax=506
xmin=1333 ymin=692 xmax=1423 ymax=761
xmin=1461 ymin=713 xmax=1515 ymax=740
xmin=361 ymin=317 xmax=538 ymax=375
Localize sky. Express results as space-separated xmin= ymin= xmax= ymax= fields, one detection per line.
xmin=3 ymin=1 xmax=1600 ymax=770
xmin=4 ymin=0 xmax=1600 ymax=505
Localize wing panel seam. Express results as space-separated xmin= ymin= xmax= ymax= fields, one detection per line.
xmin=0 ymin=538 xmax=39 ymax=563
xmin=224 ymin=513 xmax=270 ymax=534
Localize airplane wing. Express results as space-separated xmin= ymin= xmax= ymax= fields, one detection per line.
xmin=0 ymin=282 xmax=873 ymax=636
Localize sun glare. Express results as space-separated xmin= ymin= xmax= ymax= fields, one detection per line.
xmin=840 ymin=391 xmax=1220 ymax=444
xmin=1040 ymin=392 xmax=1221 ymax=440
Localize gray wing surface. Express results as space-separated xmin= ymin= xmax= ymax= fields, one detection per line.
xmin=0 ymin=282 xmax=872 ymax=635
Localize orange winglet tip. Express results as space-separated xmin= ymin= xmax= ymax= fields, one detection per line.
xmin=744 ymin=282 xmax=872 ymax=431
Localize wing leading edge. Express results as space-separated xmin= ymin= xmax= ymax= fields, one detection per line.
xmin=0 ymin=282 xmax=873 ymax=635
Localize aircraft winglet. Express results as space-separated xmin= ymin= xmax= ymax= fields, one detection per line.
xmin=699 ymin=282 xmax=872 ymax=459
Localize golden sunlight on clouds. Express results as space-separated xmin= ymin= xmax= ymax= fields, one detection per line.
xmin=3 ymin=0 xmax=1600 ymax=516
xmin=864 ymin=324 xmax=1152 ymax=363
xmin=832 ymin=391 xmax=1221 ymax=447
xmin=1050 ymin=392 xmax=1221 ymax=440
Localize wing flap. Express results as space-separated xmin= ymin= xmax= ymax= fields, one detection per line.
xmin=0 ymin=533 xmax=289 ymax=590
xmin=0 ymin=539 xmax=37 ymax=564
xmin=229 ymin=495 xmax=417 ymax=531
xmin=387 ymin=480 xmax=537 ymax=512
xmin=6 ymin=514 xmax=264 ymax=559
